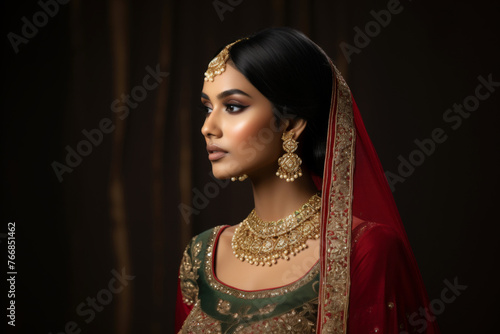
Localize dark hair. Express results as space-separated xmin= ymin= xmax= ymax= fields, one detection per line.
xmin=228 ymin=27 xmax=333 ymax=177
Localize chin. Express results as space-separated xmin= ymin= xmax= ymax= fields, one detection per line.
xmin=211 ymin=167 xmax=234 ymax=180
xmin=211 ymin=172 xmax=231 ymax=180
xmin=210 ymin=159 xmax=241 ymax=178
xmin=212 ymin=165 xmax=246 ymax=180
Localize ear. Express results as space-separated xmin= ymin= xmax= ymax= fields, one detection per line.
xmin=284 ymin=118 xmax=308 ymax=140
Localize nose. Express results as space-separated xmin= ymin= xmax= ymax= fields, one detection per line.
xmin=201 ymin=109 xmax=222 ymax=138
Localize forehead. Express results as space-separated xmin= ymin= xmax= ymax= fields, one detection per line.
xmin=201 ymin=64 xmax=260 ymax=98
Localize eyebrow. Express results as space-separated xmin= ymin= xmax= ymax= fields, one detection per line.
xmin=201 ymin=89 xmax=252 ymax=100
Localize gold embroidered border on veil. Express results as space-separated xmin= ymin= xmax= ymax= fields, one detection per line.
xmin=317 ymin=61 xmax=356 ymax=333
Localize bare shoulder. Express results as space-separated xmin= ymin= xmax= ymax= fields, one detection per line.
xmin=216 ymin=224 xmax=238 ymax=254
xmin=221 ymin=224 xmax=237 ymax=236
xmin=218 ymin=224 xmax=237 ymax=245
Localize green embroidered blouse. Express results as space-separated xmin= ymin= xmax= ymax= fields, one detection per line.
xmin=179 ymin=225 xmax=320 ymax=333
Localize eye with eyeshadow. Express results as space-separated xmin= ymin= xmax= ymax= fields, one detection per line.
xmin=200 ymin=89 xmax=252 ymax=116
xmin=199 ymin=100 xmax=213 ymax=114
xmin=203 ymin=105 xmax=213 ymax=114
xmin=200 ymin=100 xmax=249 ymax=115
xmin=224 ymin=103 xmax=248 ymax=113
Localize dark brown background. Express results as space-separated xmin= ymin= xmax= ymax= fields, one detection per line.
xmin=3 ymin=0 xmax=499 ymax=333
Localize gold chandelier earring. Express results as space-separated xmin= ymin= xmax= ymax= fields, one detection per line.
xmin=276 ymin=131 xmax=303 ymax=182
xmin=231 ymin=174 xmax=248 ymax=182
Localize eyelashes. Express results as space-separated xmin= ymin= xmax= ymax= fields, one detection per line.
xmin=199 ymin=103 xmax=213 ymax=114
xmin=224 ymin=104 xmax=248 ymax=113
xmin=200 ymin=102 xmax=248 ymax=115
xmin=198 ymin=103 xmax=212 ymax=115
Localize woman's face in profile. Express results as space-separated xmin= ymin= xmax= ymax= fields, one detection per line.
xmin=201 ymin=63 xmax=284 ymax=180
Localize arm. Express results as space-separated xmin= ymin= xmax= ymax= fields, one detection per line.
xmin=175 ymin=274 xmax=193 ymax=333
xmin=174 ymin=237 xmax=201 ymax=333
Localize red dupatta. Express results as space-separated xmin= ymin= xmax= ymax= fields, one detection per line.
xmin=316 ymin=62 xmax=440 ymax=333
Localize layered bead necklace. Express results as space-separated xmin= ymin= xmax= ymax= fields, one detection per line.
xmin=231 ymin=193 xmax=321 ymax=266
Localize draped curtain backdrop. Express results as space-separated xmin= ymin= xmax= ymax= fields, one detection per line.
xmin=3 ymin=0 xmax=499 ymax=333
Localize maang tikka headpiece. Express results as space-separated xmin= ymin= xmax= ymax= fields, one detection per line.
xmin=204 ymin=38 xmax=248 ymax=82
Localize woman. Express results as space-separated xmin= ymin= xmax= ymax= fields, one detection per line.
xmin=175 ymin=27 xmax=440 ymax=333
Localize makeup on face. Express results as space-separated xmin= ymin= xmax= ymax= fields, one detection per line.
xmin=200 ymin=65 xmax=283 ymax=179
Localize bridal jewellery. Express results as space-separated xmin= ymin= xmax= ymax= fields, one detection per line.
xmin=276 ymin=131 xmax=303 ymax=182
xmin=231 ymin=194 xmax=321 ymax=266
xmin=231 ymin=174 xmax=248 ymax=182
xmin=204 ymin=38 xmax=247 ymax=82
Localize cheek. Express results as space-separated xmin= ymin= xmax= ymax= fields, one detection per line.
xmin=229 ymin=118 xmax=268 ymax=142
xmin=227 ymin=113 xmax=283 ymax=163
xmin=227 ymin=102 xmax=277 ymax=139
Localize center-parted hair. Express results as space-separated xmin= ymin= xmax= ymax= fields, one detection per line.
xmin=227 ymin=27 xmax=334 ymax=177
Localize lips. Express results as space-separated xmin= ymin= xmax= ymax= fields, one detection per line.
xmin=206 ymin=144 xmax=228 ymax=161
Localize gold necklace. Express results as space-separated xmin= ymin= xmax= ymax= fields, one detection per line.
xmin=231 ymin=194 xmax=321 ymax=266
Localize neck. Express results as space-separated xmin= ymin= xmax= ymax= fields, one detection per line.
xmin=249 ymin=165 xmax=319 ymax=221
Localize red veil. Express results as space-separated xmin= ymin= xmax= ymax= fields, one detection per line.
xmin=315 ymin=62 xmax=440 ymax=333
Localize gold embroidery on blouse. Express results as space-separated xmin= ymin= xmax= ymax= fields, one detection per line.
xmin=179 ymin=239 xmax=203 ymax=305
xmin=204 ymin=226 xmax=320 ymax=299
xmin=181 ymin=301 xmax=222 ymax=333
xmin=216 ymin=299 xmax=231 ymax=315
xmin=234 ymin=303 xmax=277 ymax=320
xmin=181 ymin=300 xmax=317 ymax=333
xmin=234 ymin=298 xmax=318 ymax=333
xmin=318 ymin=63 xmax=356 ymax=334
xmin=216 ymin=302 xmax=279 ymax=329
